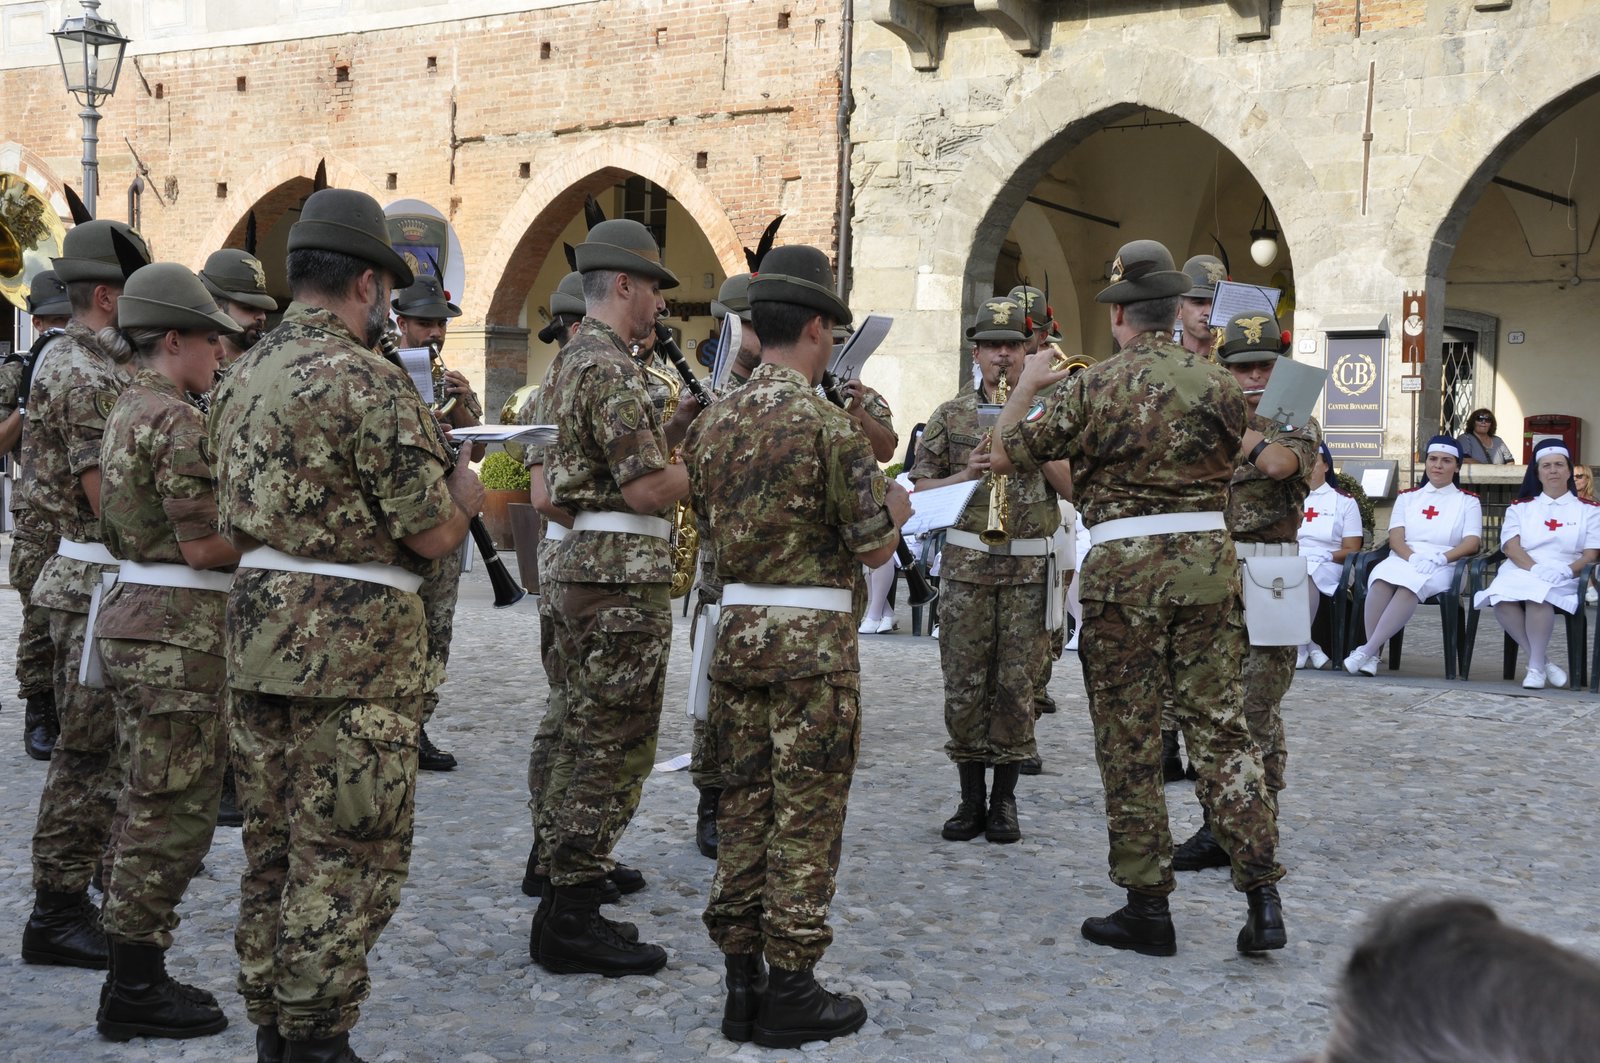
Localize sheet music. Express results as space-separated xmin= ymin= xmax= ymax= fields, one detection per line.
xmin=900 ymin=479 xmax=981 ymax=538
xmin=827 ymin=313 xmax=893 ymax=382
xmin=1207 ymin=281 xmax=1282 ymax=328
xmin=398 ymin=346 xmax=435 ymax=406
xmin=447 ymin=424 xmax=559 ymax=445
xmin=711 ymin=314 xmax=740 ymax=394
xmin=1255 ymin=357 xmax=1325 ymax=429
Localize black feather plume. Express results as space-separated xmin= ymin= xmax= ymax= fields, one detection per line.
xmin=744 ymin=214 xmax=784 ymax=272
xmin=583 ymin=194 xmax=606 ymax=231
xmin=563 ymin=242 xmax=577 ymax=271
xmin=245 ymin=211 xmax=257 ymax=255
xmin=312 ymin=159 xmax=328 ymax=192
xmin=64 ymin=185 xmax=93 ymax=224
xmin=1210 ymin=234 xmax=1231 ymax=279
xmin=109 ymin=228 xmax=150 ymax=279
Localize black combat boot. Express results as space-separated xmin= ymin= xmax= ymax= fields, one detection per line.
xmin=529 ymin=882 xmax=640 ymax=963
xmin=1161 ymin=729 xmax=1185 ymax=783
xmin=753 ymin=964 xmax=868 ymax=1048
xmin=1081 ymin=890 xmax=1178 ymax=956
xmin=1173 ymin=818 xmax=1231 ymax=871
xmin=521 ymin=840 xmax=543 ymax=898
xmin=282 ymin=1031 xmax=366 ymax=1062
xmin=217 ymin=765 xmax=245 ymax=828
xmin=21 ymin=888 xmax=108 ymax=968
xmin=721 ymin=952 xmax=767 ymax=1043
xmin=1237 ymin=883 xmax=1287 ymax=953
xmin=696 ymin=787 xmax=722 ymax=860
xmin=608 ymin=864 xmax=646 ymax=895
xmin=97 ymin=941 xmax=228 ymax=1041
xmin=940 ymin=762 xmax=987 ymax=841
xmin=418 ymin=727 xmax=457 ymax=772
xmin=1018 ymin=754 xmax=1044 ymax=776
xmin=536 ymin=880 xmax=665 ymax=977
xmin=257 ymin=1024 xmax=286 ymax=1063
xmin=985 ymin=763 xmax=1022 ymax=844
xmin=24 ymin=692 xmax=58 ymax=761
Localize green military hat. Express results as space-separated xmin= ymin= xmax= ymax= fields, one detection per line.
xmin=966 ymin=297 xmax=1027 ymax=342
xmin=711 ymin=272 xmax=751 ymax=321
xmin=550 ymin=270 xmax=585 ymax=317
xmin=574 ymin=219 xmax=679 ymax=289
xmin=392 ymin=273 xmax=462 ymax=319
xmin=199 ymin=248 xmax=277 ymax=311
xmin=117 ymin=263 xmax=243 ymax=334
xmin=748 ymin=245 xmax=851 ymax=326
xmin=1007 ymin=285 xmax=1050 ymax=329
xmin=52 ymin=219 xmax=151 ymax=285
xmin=25 ymin=269 xmax=70 ymax=316
xmin=1095 ymin=239 xmax=1190 ymax=304
xmin=1181 ymin=254 xmax=1227 ymax=299
xmin=1217 ymin=310 xmax=1288 ymax=364
xmin=287 ymin=188 xmax=414 ymax=288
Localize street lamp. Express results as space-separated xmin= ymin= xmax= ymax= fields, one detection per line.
xmin=52 ymin=0 xmax=130 ymax=218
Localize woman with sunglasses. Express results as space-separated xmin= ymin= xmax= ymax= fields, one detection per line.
xmin=1456 ymin=408 xmax=1515 ymax=465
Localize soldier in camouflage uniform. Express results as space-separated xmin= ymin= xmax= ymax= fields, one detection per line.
xmin=910 ymin=297 xmax=1068 ymax=845
xmin=92 ymin=264 xmax=245 ymax=1041
xmin=993 ymin=239 xmax=1286 ymax=957
xmin=5 ymin=270 xmax=69 ymax=760
xmin=686 ymin=244 xmax=909 ymax=1048
xmin=208 ymin=189 xmax=483 ymax=1063
xmin=1174 ymin=310 xmax=1320 ymax=871
xmin=535 ymin=219 xmax=700 ymax=978
xmin=198 ymin=248 xmax=276 ymax=370
xmin=18 ymin=221 xmax=151 ymax=971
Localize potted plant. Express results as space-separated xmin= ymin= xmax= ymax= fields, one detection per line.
xmin=478 ymin=450 xmax=531 ymax=551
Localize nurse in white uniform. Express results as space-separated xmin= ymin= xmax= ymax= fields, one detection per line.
xmin=1297 ymin=443 xmax=1364 ymax=668
xmin=1473 ymin=438 xmax=1600 ymax=689
xmin=1344 ymin=436 xmax=1483 ymax=675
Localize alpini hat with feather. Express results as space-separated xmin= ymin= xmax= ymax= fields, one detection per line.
xmin=118 ymin=263 xmax=243 ymax=334
xmin=1218 ymin=310 xmax=1289 ymax=365
xmin=25 ymin=270 xmax=70 ymax=316
xmin=288 ymin=188 xmax=414 ymax=288
xmin=1095 ymin=239 xmax=1190 ymax=304
xmin=966 ymin=297 xmax=1027 ymax=343
xmin=574 ymin=219 xmax=679 ymax=289
xmin=550 ymin=270 xmax=585 ymax=317
xmin=712 ymin=272 xmax=752 ymax=322
xmin=53 ymin=220 xmax=150 ymax=285
xmin=392 ymin=273 xmax=462 ymax=319
xmin=748 ymin=245 xmax=852 ymax=326
xmin=199 ymin=248 xmax=277 ymax=311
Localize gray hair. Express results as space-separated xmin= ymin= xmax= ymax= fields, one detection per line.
xmin=1122 ymin=295 xmax=1181 ymax=333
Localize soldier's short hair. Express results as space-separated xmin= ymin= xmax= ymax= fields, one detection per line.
xmin=581 ymin=268 xmax=623 ymax=306
xmin=286 ymin=247 xmax=377 ymax=302
xmin=1122 ymin=295 xmax=1181 ymax=333
xmin=66 ymin=279 xmax=115 ymax=315
xmin=750 ymin=299 xmax=825 ymax=350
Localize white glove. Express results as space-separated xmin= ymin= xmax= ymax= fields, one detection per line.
xmin=1533 ymin=562 xmax=1571 ymax=585
xmin=1411 ymin=555 xmax=1442 ymax=575
xmin=1303 ymin=550 xmax=1332 ymax=567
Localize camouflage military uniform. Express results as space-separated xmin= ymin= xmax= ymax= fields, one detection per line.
xmin=96 ymin=368 xmax=228 ymax=947
xmin=541 ymin=318 xmax=675 ymax=888
xmin=911 ymin=385 xmax=1059 ymax=765
xmin=1228 ymin=413 xmax=1320 ymax=796
xmin=0 ymin=356 xmax=57 ymax=703
xmin=209 ymin=302 xmax=455 ymax=1041
xmin=20 ymin=322 xmax=127 ymax=894
xmin=1001 ymin=332 xmax=1283 ymax=896
xmin=686 ymin=362 xmax=896 ymax=969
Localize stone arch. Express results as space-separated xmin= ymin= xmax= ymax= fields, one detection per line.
xmin=0 ymin=141 xmax=72 ymax=219
xmin=469 ymin=134 xmax=744 ymax=325
xmin=191 ymin=147 xmax=383 ymax=267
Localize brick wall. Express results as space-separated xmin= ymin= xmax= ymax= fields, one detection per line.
xmin=1313 ymin=0 xmax=1427 ymax=34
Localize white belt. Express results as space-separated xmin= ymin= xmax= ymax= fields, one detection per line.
xmin=117 ymin=559 xmax=233 ymax=594
xmin=721 ymin=582 xmax=853 ymax=613
xmin=57 ymin=537 xmax=119 ymax=567
xmin=545 ymin=523 xmax=568 ymax=542
xmin=571 ymin=512 xmax=672 ymax=539
xmin=1089 ymin=511 xmax=1226 ymax=545
xmin=1235 ymin=542 xmax=1299 ymax=559
xmin=236 ymin=545 xmax=423 ymax=594
xmin=945 ymin=528 xmax=1050 ymax=557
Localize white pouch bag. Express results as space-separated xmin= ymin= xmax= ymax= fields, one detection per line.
xmin=1239 ymin=556 xmax=1312 ymax=647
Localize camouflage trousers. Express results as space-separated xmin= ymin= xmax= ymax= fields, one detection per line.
xmin=703 ymin=672 xmax=861 ymax=971
xmin=527 ymin=585 xmax=570 ymax=866
xmin=230 ymin=691 xmax=421 ymax=1041
xmin=101 ymin=638 xmax=226 ymax=948
xmin=9 ymin=513 xmax=58 ymax=700
xmin=938 ymin=578 xmax=1045 ymax=764
xmin=419 ymin=547 xmax=463 ymax=726
xmin=688 ymin=590 xmax=727 ymax=792
xmin=1242 ymin=644 xmax=1294 ymax=795
xmin=543 ymin=581 xmax=670 ymax=887
xmin=31 ymin=607 xmax=120 ymax=893
xmin=1080 ymin=597 xmax=1283 ymax=895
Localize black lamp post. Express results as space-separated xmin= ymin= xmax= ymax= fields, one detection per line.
xmin=52 ymin=0 xmax=130 ymax=218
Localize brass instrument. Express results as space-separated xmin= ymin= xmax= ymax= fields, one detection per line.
xmin=1047 ymin=343 xmax=1092 ymax=375
xmin=428 ymin=342 xmax=459 ymax=418
xmin=638 ymin=355 xmax=699 ymax=599
xmin=0 ymin=172 xmax=67 ymax=311
xmin=980 ymin=371 xmax=1010 ymax=546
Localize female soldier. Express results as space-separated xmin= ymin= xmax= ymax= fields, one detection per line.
xmin=92 ymin=263 xmax=242 ymax=1041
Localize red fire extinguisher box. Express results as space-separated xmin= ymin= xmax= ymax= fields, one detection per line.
xmin=1523 ymin=414 xmax=1582 ymax=465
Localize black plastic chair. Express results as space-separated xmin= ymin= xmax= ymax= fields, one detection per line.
xmin=910 ymin=530 xmax=944 ymax=637
xmin=1462 ymin=552 xmax=1594 ymax=689
xmin=1345 ymin=545 xmax=1469 ymax=680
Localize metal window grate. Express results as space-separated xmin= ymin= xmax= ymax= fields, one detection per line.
xmin=1441 ymin=338 xmax=1476 ymax=438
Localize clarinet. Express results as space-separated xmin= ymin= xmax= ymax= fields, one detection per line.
xmin=379 ymin=333 xmax=526 ymax=608
xmin=653 ymin=322 xmax=713 ymax=408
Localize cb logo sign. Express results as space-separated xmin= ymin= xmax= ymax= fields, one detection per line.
xmin=1332 ymin=351 xmax=1377 ymax=397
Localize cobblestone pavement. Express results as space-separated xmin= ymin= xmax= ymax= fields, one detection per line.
xmin=1 ymin=576 xmax=1596 ymax=1062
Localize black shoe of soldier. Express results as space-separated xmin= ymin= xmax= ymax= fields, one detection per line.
xmin=753 ymin=965 xmax=867 ymax=1048
xmin=530 ymin=884 xmax=637 ymax=963
xmin=217 ymin=773 xmax=245 ymax=829
xmin=521 ymin=843 xmax=544 ymax=898
xmin=1035 ymin=693 xmax=1058 ymax=715
xmin=22 ymin=889 xmax=108 ymax=969
xmin=1161 ymin=729 xmax=1185 ymax=783
xmin=1237 ymin=884 xmax=1287 ymax=953
xmin=97 ymin=941 xmax=228 ymax=1041
xmin=721 ymin=952 xmax=767 ymax=1042
xmin=941 ymin=763 xmax=986 ymax=841
xmin=985 ymin=763 xmax=1022 ymax=844
xmin=696 ymin=788 xmax=721 ymax=860
xmin=280 ymin=1031 xmax=366 ymax=1062
xmin=537 ymin=880 xmax=665 ymax=977
xmin=257 ymin=1024 xmax=286 ymax=1063
xmin=608 ymin=864 xmax=646 ymax=895
xmin=24 ymin=693 xmax=58 ymax=761
xmin=418 ymin=728 xmax=457 ymax=772
xmin=1172 ymin=824 xmax=1231 ymax=872
xmin=1018 ymin=756 xmax=1043 ymax=776
xmin=1081 ymin=891 xmax=1177 ymax=956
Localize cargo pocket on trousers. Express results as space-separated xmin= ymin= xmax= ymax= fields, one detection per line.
xmin=331 ymin=703 xmax=418 ymax=842
xmin=134 ymin=706 xmax=221 ymax=797
xmin=791 ymin=674 xmax=861 ymax=776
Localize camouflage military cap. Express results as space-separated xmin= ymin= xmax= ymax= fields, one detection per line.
xmin=1181 ymin=255 xmax=1227 ymax=299
xmin=52 ymin=219 xmax=151 ymax=285
xmin=199 ymin=249 xmax=277 ymax=311
xmin=550 ymin=270 xmax=585 ymax=317
xmin=392 ymin=272 xmax=462 ymax=319
xmin=574 ymin=219 xmax=680 ymax=289
xmin=1217 ymin=310 xmax=1287 ymax=364
xmin=288 ymin=188 xmax=415 ymax=288
xmin=25 ymin=269 xmax=70 ymax=316
xmin=966 ymin=297 xmax=1027 ymax=343
xmin=1095 ymin=240 xmax=1190 ymax=304
xmin=712 ymin=273 xmax=751 ymax=321
xmin=118 ymin=263 xmax=242 ymax=334
xmin=749 ymin=245 xmax=851 ymax=326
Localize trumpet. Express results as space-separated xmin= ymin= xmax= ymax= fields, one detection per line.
xmin=980 ymin=371 xmax=1010 ymax=547
xmin=1047 ymin=343 xmax=1092 ymax=375
xmin=428 ymin=342 xmax=459 ymax=418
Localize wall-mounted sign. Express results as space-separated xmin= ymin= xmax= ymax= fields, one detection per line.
xmin=1325 ymin=333 xmax=1386 ymax=457
xmin=1508 ymin=330 xmax=1526 ymax=344
xmin=1400 ymin=290 xmax=1425 ymax=363
xmin=1400 ymin=375 xmax=1422 ymax=393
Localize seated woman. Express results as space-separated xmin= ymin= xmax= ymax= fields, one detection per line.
xmin=1297 ymin=443 xmax=1364 ymax=669
xmin=1344 ymin=436 xmax=1482 ymax=675
xmin=1472 ymin=439 xmax=1600 ymax=689
xmin=1456 ymin=407 xmax=1516 ymax=465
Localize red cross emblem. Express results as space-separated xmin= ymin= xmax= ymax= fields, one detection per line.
xmin=1304 ymin=507 xmax=1320 ymax=521
xmin=1421 ymin=505 xmax=1440 ymax=520
xmin=1545 ymin=518 xmax=1563 ymax=531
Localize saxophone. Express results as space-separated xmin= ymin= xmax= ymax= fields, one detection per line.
xmin=980 ymin=370 xmax=1010 ymax=546
xmin=638 ymin=355 xmax=699 ymax=598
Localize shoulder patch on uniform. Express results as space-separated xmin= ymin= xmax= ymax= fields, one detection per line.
xmin=1025 ymin=400 xmax=1046 ymax=423
xmin=872 ymin=476 xmax=887 ymax=507
xmin=94 ymin=390 xmax=118 ymax=420
xmin=617 ymin=397 xmax=642 ymax=430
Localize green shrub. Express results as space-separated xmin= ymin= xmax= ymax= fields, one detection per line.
xmin=884 ymin=462 xmax=904 ymax=478
xmin=479 ymin=450 xmax=531 ymax=492
xmin=1334 ymin=471 xmax=1377 ymax=539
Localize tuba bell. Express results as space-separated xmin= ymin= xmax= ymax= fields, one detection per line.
xmin=0 ymin=173 xmax=67 ymax=312
xmin=637 ymin=354 xmax=699 ymax=599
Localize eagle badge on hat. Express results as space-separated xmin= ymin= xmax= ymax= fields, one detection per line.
xmin=1204 ymin=261 xmax=1226 ymax=284
xmin=1237 ymin=316 xmax=1270 ymax=344
xmin=1108 ymin=256 xmax=1124 ymax=284
xmin=247 ymin=258 xmax=267 ymax=289
xmin=985 ymin=300 xmax=1014 ymax=325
